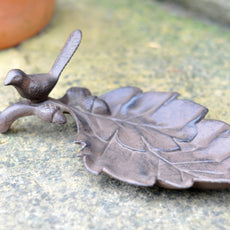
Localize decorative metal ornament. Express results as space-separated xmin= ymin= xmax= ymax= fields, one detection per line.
xmin=1 ymin=30 xmax=230 ymax=189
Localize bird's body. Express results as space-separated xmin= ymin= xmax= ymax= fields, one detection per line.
xmin=5 ymin=70 xmax=57 ymax=102
xmin=4 ymin=30 xmax=82 ymax=103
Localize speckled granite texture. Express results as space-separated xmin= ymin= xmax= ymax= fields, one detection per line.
xmin=1 ymin=0 xmax=230 ymax=229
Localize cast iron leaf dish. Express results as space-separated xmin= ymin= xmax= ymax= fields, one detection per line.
xmin=1 ymin=30 xmax=230 ymax=189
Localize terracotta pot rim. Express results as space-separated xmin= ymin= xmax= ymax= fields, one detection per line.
xmin=0 ymin=0 xmax=56 ymax=50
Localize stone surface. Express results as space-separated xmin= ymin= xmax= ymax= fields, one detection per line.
xmin=164 ymin=0 xmax=230 ymax=26
xmin=1 ymin=0 xmax=230 ymax=229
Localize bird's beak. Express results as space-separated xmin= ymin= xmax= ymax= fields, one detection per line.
xmin=4 ymin=77 xmax=11 ymax=86
xmin=4 ymin=74 xmax=13 ymax=86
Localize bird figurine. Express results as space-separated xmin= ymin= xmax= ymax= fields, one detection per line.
xmin=4 ymin=29 xmax=82 ymax=103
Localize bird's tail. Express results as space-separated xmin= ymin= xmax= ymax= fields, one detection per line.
xmin=49 ymin=29 xmax=82 ymax=80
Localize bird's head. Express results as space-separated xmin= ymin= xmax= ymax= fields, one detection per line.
xmin=4 ymin=69 xmax=26 ymax=86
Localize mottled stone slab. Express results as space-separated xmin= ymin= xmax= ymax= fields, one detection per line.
xmin=1 ymin=0 xmax=230 ymax=229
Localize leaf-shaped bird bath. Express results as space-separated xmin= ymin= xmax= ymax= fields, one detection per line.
xmin=1 ymin=30 xmax=230 ymax=189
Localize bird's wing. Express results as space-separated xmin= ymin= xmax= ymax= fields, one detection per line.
xmin=49 ymin=29 xmax=82 ymax=81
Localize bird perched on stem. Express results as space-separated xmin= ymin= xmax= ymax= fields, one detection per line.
xmin=4 ymin=29 xmax=82 ymax=103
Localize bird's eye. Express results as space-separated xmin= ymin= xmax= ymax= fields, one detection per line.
xmin=14 ymin=75 xmax=22 ymax=82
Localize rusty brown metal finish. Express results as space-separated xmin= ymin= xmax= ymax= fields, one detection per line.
xmin=4 ymin=30 xmax=82 ymax=103
xmin=1 ymin=30 xmax=230 ymax=189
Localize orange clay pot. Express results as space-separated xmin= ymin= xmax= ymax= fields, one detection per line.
xmin=0 ymin=0 xmax=56 ymax=50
